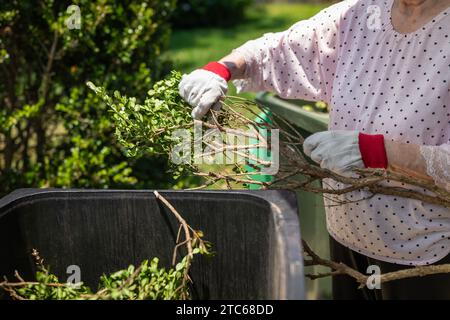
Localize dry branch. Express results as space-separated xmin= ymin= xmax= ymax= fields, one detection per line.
xmin=153 ymin=190 xmax=210 ymax=299
xmin=180 ymin=98 xmax=450 ymax=208
xmin=179 ymin=98 xmax=450 ymax=289
xmin=303 ymin=239 xmax=450 ymax=288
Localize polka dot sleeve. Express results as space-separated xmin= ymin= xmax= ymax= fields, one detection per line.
xmin=232 ymin=0 xmax=357 ymax=103
xmin=420 ymin=144 xmax=450 ymax=192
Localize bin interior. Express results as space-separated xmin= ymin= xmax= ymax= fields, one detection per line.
xmin=0 ymin=189 xmax=303 ymax=300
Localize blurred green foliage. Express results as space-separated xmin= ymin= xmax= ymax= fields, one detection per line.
xmin=0 ymin=0 xmax=199 ymax=195
xmin=172 ymin=0 xmax=253 ymax=28
xmin=168 ymin=3 xmax=326 ymax=73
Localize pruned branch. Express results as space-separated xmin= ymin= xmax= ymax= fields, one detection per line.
xmin=303 ymin=239 xmax=450 ymax=289
xmin=153 ymin=190 xmax=210 ymax=299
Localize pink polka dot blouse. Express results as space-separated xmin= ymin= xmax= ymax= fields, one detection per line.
xmin=233 ymin=0 xmax=450 ymax=265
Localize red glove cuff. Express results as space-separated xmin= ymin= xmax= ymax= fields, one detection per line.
xmin=202 ymin=62 xmax=231 ymax=82
xmin=358 ymin=133 xmax=388 ymax=169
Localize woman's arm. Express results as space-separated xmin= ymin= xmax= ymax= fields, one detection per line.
xmin=179 ymin=0 xmax=357 ymax=119
xmin=386 ymin=141 xmax=450 ymax=191
xmin=218 ymin=52 xmax=247 ymax=80
xmin=219 ymin=0 xmax=358 ymax=102
xmin=385 ymin=141 xmax=433 ymax=181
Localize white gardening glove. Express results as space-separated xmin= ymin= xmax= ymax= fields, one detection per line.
xmin=179 ymin=63 xmax=230 ymax=119
xmin=303 ymin=130 xmax=365 ymax=177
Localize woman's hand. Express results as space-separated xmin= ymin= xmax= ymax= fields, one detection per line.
xmin=178 ymin=53 xmax=247 ymax=119
xmin=303 ymin=130 xmax=388 ymax=177
xmin=178 ymin=62 xmax=230 ymax=120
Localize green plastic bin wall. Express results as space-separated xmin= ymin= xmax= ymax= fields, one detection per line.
xmin=244 ymin=111 xmax=274 ymax=189
xmin=255 ymin=92 xmax=331 ymax=300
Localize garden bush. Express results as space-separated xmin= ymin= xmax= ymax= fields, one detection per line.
xmin=172 ymin=0 xmax=253 ymax=28
xmin=0 ymin=0 xmax=198 ymax=195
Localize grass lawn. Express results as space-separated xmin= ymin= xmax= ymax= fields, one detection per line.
xmin=167 ymin=3 xmax=327 ymax=75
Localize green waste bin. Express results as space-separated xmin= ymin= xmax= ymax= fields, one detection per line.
xmin=244 ymin=111 xmax=275 ymax=190
xmin=253 ymin=92 xmax=331 ymax=300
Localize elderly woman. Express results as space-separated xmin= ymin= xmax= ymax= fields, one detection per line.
xmin=179 ymin=0 xmax=450 ymax=299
